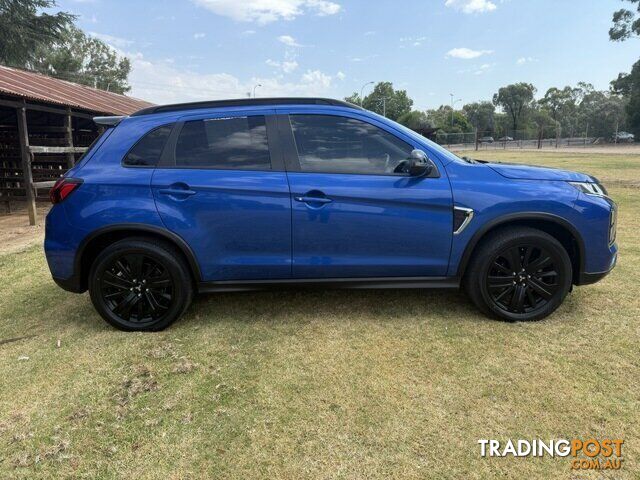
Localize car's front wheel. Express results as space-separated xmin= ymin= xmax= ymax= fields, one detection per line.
xmin=89 ymin=238 xmax=193 ymax=331
xmin=464 ymin=227 xmax=573 ymax=321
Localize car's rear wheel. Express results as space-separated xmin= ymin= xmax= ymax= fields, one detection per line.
xmin=89 ymin=238 xmax=193 ymax=331
xmin=464 ymin=227 xmax=572 ymax=321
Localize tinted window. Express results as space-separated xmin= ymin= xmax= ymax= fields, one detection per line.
xmin=175 ymin=116 xmax=271 ymax=170
xmin=123 ymin=124 xmax=173 ymax=166
xmin=290 ymin=115 xmax=413 ymax=175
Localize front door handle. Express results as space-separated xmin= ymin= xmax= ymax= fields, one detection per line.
xmin=294 ymin=196 xmax=332 ymax=204
xmin=159 ymin=188 xmax=196 ymax=196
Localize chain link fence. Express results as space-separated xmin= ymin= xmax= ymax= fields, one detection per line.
xmin=433 ymin=125 xmax=633 ymax=151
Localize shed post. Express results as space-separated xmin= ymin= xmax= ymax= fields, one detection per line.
xmin=64 ymin=107 xmax=75 ymax=168
xmin=16 ymin=105 xmax=37 ymax=226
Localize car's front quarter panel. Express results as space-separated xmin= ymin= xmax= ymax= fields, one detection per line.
xmin=445 ymin=161 xmax=617 ymax=279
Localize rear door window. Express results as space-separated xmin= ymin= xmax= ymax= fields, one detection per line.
xmin=174 ymin=116 xmax=271 ymax=170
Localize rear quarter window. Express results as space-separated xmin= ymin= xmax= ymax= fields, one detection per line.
xmin=123 ymin=124 xmax=173 ymax=167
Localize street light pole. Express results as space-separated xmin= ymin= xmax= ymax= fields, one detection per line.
xmin=253 ymin=84 xmax=262 ymax=98
xmin=360 ymin=81 xmax=374 ymax=106
xmin=449 ymin=93 xmax=461 ymax=128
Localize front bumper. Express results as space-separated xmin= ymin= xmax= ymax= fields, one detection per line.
xmin=577 ymin=250 xmax=617 ymax=286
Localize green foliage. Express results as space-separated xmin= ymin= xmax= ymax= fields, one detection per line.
xmin=32 ymin=26 xmax=131 ymax=93
xmin=360 ymin=82 xmax=413 ymax=121
xmin=397 ymin=110 xmax=433 ymax=132
xmin=0 ymin=0 xmax=131 ymax=93
xmin=609 ymin=0 xmax=640 ymax=41
xmin=344 ymin=92 xmax=361 ymax=106
xmin=462 ymin=101 xmax=495 ymax=133
xmin=0 ymin=0 xmax=75 ymax=66
xmin=612 ymin=59 xmax=640 ymax=136
xmin=426 ymin=105 xmax=472 ymax=133
xmin=492 ymin=83 xmax=536 ymax=132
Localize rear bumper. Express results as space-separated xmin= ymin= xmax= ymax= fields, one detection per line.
xmin=52 ymin=274 xmax=86 ymax=293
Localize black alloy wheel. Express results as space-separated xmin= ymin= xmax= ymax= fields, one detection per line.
xmin=99 ymin=253 xmax=174 ymax=324
xmin=464 ymin=226 xmax=572 ymax=322
xmin=89 ymin=238 xmax=193 ymax=331
xmin=486 ymin=244 xmax=561 ymax=315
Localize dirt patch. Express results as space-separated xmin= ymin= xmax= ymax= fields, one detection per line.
xmin=0 ymin=204 xmax=50 ymax=255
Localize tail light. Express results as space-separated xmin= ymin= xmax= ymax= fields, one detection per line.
xmin=50 ymin=177 xmax=83 ymax=204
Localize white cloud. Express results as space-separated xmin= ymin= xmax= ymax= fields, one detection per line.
xmin=278 ymin=35 xmax=301 ymax=47
xmin=88 ymin=32 xmax=133 ymax=48
xmin=445 ymin=0 xmax=497 ymax=14
xmin=266 ymin=58 xmax=299 ymax=73
xmin=516 ymin=56 xmax=537 ymax=65
xmin=192 ymin=0 xmax=341 ymax=24
xmin=301 ymin=70 xmax=332 ymax=88
xmin=336 ymin=70 xmax=346 ymax=80
xmin=400 ymin=35 xmax=427 ymax=47
xmin=446 ymin=47 xmax=493 ymax=59
xmin=349 ymin=54 xmax=379 ymax=62
xmin=193 ymin=32 xmax=206 ymax=39
xmin=474 ymin=63 xmax=494 ymax=75
xmin=241 ymin=30 xmax=256 ymax=35
xmin=125 ymin=51 xmax=335 ymax=104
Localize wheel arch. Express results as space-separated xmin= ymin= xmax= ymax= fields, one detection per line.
xmin=457 ymin=213 xmax=585 ymax=284
xmin=76 ymin=224 xmax=202 ymax=292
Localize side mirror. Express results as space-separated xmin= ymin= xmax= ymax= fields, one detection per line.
xmin=408 ymin=149 xmax=433 ymax=177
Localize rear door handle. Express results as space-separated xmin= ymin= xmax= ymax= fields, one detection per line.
xmin=159 ymin=188 xmax=196 ymax=196
xmin=294 ymin=196 xmax=332 ymax=204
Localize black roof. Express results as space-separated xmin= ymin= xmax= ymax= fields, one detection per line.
xmin=131 ymin=97 xmax=362 ymax=117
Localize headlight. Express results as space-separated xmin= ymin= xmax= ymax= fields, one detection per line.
xmin=568 ymin=181 xmax=608 ymax=197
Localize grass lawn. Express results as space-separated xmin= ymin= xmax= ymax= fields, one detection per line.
xmin=1 ymin=151 xmax=638 ymax=479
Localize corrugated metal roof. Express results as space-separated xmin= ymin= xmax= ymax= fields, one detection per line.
xmin=0 ymin=65 xmax=153 ymax=115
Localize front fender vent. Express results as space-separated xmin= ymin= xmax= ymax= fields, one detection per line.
xmin=453 ymin=207 xmax=474 ymax=235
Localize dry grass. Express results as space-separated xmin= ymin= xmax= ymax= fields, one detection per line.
xmin=0 ymin=151 xmax=638 ymax=479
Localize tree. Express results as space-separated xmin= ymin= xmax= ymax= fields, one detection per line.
xmin=397 ymin=110 xmax=433 ymax=132
xmin=426 ymin=105 xmax=472 ymax=133
xmin=360 ymin=82 xmax=413 ymax=121
xmin=32 ymin=26 xmax=131 ymax=93
xmin=462 ymin=101 xmax=495 ymax=134
xmin=539 ymin=87 xmax=578 ymax=122
xmin=0 ymin=0 xmax=75 ymax=66
xmin=609 ymin=0 xmax=640 ymax=41
xmin=344 ymin=92 xmax=361 ymax=106
xmin=612 ymin=59 xmax=640 ymax=136
xmin=492 ymin=83 xmax=536 ymax=133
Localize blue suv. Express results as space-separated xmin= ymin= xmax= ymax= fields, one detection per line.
xmin=44 ymin=98 xmax=617 ymax=331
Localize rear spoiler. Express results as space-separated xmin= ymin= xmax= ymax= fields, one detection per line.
xmin=93 ymin=115 xmax=126 ymax=127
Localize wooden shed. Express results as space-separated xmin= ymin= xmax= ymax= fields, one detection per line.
xmin=0 ymin=65 xmax=153 ymax=224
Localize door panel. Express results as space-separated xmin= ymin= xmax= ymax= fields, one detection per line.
xmin=151 ymin=112 xmax=292 ymax=281
xmin=153 ymin=169 xmax=291 ymax=281
xmin=288 ymin=172 xmax=452 ymax=278
xmin=280 ymin=112 xmax=453 ymax=279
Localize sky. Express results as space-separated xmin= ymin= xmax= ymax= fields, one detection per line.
xmin=57 ymin=0 xmax=639 ymax=109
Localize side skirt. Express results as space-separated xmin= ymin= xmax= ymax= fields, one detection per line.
xmin=198 ymin=276 xmax=460 ymax=293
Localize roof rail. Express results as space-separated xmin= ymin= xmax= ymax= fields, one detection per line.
xmin=130 ymin=97 xmax=362 ymax=117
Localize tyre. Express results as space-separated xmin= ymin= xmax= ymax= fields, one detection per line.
xmin=464 ymin=227 xmax=572 ymax=322
xmin=89 ymin=238 xmax=193 ymax=331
